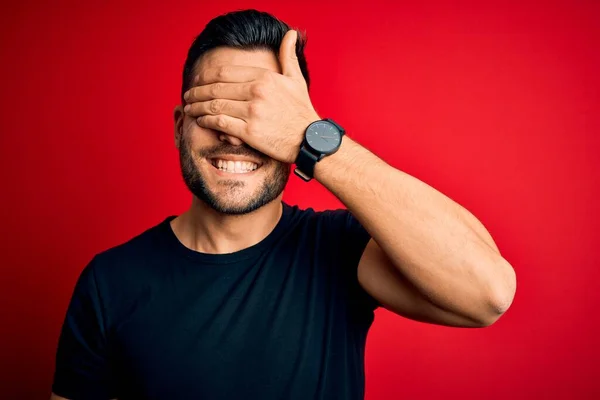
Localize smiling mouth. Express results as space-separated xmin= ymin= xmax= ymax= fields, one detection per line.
xmin=209 ymin=158 xmax=263 ymax=174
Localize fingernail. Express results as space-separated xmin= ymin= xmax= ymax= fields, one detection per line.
xmin=184 ymin=91 xmax=190 ymax=101
xmin=193 ymin=75 xmax=199 ymax=83
xmin=184 ymin=104 xmax=190 ymax=113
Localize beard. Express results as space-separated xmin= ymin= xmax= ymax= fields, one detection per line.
xmin=178 ymin=134 xmax=290 ymax=215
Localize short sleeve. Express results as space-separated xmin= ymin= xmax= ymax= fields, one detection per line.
xmin=327 ymin=208 xmax=381 ymax=314
xmin=52 ymin=256 xmax=117 ymax=400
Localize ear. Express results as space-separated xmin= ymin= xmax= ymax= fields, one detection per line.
xmin=173 ymin=104 xmax=184 ymax=150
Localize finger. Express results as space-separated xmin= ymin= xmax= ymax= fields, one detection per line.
xmin=184 ymin=99 xmax=250 ymax=120
xmin=183 ymin=82 xmax=253 ymax=103
xmin=195 ymin=65 xmax=269 ymax=85
xmin=196 ymin=114 xmax=247 ymax=139
xmin=279 ymin=30 xmax=303 ymax=79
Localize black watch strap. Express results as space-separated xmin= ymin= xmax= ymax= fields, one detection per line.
xmin=293 ymin=146 xmax=320 ymax=182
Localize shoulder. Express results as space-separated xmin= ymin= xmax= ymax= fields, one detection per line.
xmin=284 ymin=202 xmax=366 ymax=242
xmin=285 ymin=202 xmax=353 ymax=225
xmin=80 ymin=217 xmax=173 ymax=302
xmin=313 ymin=206 xmax=363 ymax=234
xmin=68 ymin=217 xmax=175 ymax=327
xmin=91 ymin=216 xmax=171 ymax=271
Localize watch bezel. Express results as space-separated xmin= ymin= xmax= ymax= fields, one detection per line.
xmin=304 ymin=119 xmax=344 ymax=155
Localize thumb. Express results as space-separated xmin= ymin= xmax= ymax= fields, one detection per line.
xmin=279 ymin=30 xmax=303 ymax=79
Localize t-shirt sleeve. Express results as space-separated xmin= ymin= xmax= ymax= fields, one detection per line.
xmin=52 ymin=256 xmax=117 ymax=400
xmin=327 ymin=208 xmax=381 ymax=314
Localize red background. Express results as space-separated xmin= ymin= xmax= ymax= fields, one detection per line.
xmin=1 ymin=0 xmax=599 ymax=398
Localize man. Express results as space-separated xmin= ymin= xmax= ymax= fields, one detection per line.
xmin=51 ymin=9 xmax=516 ymax=400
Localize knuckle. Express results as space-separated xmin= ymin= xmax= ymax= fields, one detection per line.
xmin=216 ymin=115 xmax=228 ymax=129
xmin=209 ymin=99 xmax=222 ymax=114
xmin=210 ymin=83 xmax=222 ymax=97
xmin=217 ymin=66 xmax=229 ymax=80
xmin=251 ymin=83 xmax=265 ymax=98
xmin=248 ymin=102 xmax=261 ymax=117
xmin=201 ymin=69 xmax=211 ymax=84
xmin=246 ymin=121 xmax=258 ymax=136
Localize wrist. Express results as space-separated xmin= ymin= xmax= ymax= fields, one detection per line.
xmin=313 ymin=134 xmax=352 ymax=182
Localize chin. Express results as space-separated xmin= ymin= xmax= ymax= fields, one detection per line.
xmin=179 ymin=150 xmax=290 ymax=216
xmin=199 ymin=188 xmax=277 ymax=215
xmin=211 ymin=196 xmax=264 ymax=215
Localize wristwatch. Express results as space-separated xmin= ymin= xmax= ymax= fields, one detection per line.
xmin=294 ymin=118 xmax=345 ymax=182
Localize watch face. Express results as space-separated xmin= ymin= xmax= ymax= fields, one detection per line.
xmin=306 ymin=121 xmax=342 ymax=153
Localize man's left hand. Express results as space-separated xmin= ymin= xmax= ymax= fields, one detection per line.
xmin=182 ymin=30 xmax=320 ymax=164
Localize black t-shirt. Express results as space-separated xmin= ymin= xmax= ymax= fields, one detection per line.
xmin=52 ymin=201 xmax=379 ymax=400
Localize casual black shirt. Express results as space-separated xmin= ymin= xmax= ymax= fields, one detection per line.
xmin=52 ymin=201 xmax=379 ymax=399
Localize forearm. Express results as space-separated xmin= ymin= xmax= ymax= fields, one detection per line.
xmin=314 ymin=135 xmax=516 ymax=320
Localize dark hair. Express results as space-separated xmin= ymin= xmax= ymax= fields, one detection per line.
xmin=180 ymin=9 xmax=310 ymax=103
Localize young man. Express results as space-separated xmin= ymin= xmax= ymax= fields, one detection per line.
xmin=51 ymin=9 xmax=516 ymax=400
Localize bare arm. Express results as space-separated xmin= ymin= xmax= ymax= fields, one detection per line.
xmin=314 ymin=136 xmax=516 ymax=327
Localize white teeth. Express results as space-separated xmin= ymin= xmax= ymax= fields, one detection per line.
xmin=212 ymin=159 xmax=259 ymax=173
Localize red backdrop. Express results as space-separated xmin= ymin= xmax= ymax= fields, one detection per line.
xmin=1 ymin=0 xmax=599 ymax=398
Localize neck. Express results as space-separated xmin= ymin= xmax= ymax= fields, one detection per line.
xmin=170 ymin=196 xmax=284 ymax=255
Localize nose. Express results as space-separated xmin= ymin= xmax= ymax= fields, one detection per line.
xmin=218 ymin=133 xmax=243 ymax=146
